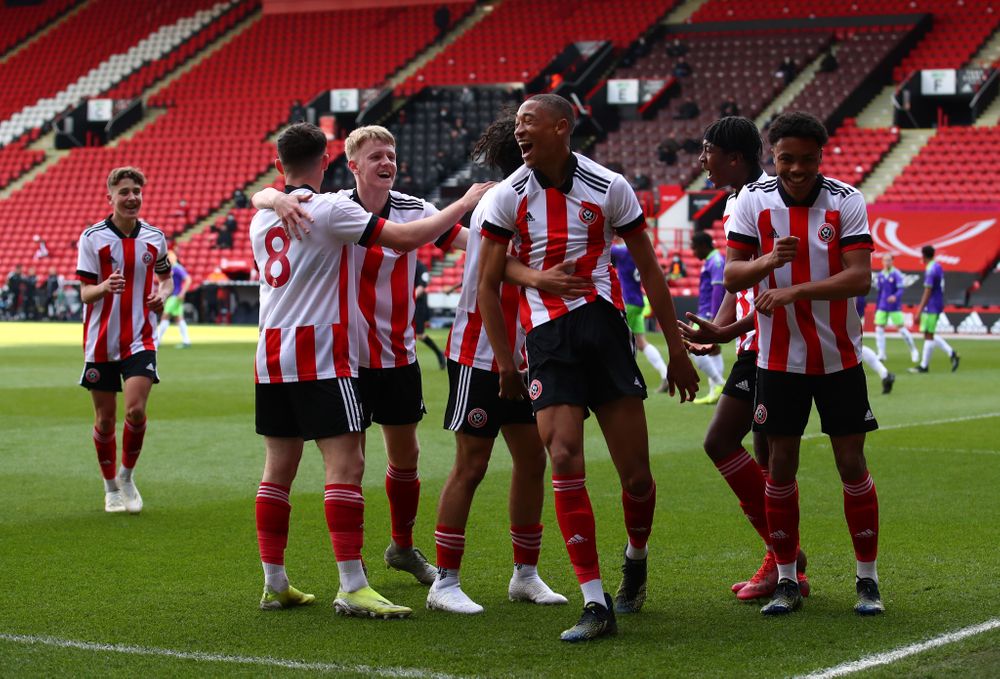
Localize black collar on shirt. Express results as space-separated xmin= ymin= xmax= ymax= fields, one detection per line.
xmin=777 ymin=173 xmax=824 ymax=208
xmin=532 ymin=152 xmax=577 ymax=194
xmin=104 ymin=216 xmax=140 ymax=239
xmin=349 ymin=188 xmax=392 ymax=219
xmin=284 ymin=183 xmax=318 ymax=194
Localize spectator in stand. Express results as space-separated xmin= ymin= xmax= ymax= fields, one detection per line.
xmin=668 ymin=253 xmax=686 ymax=281
xmin=233 ymin=188 xmax=249 ymax=208
xmin=289 ymin=100 xmax=306 ymax=124
xmin=673 ymin=56 xmax=692 ymax=78
xmin=434 ymin=4 xmax=451 ymax=41
xmin=720 ymin=98 xmax=740 ymax=117
xmin=173 ymin=199 xmax=192 ymax=227
xmin=23 ymin=268 xmax=39 ymax=320
xmin=211 ymin=214 xmax=236 ymax=249
xmin=675 ymin=99 xmax=700 ymax=120
xmin=819 ymin=49 xmax=839 ymax=73
xmin=33 ymin=235 xmax=49 ymax=260
xmin=776 ymin=56 xmax=797 ymax=85
xmin=631 ymin=172 xmax=652 ymax=191
xmin=45 ymin=268 xmax=61 ymax=318
xmin=666 ymin=38 xmax=688 ymax=57
xmin=5 ymin=266 xmax=23 ymax=318
xmin=657 ymin=138 xmax=679 ymax=165
xmin=453 ymin=117 xmax=471 ymax=146
xmin=397 ymin=161 xmax=416 ymax=194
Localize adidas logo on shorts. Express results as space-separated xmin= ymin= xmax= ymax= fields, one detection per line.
xmin=864 ymin=409 xmax=875 ymax=421
xmin=735 ymin=379 xmax=750 ymax=392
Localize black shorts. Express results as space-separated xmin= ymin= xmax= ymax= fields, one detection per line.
xmin=80 ymin=350 xmax=159 ymax=392
xmin=443 ymin=360 xmax=536 ymax=438
xmin=722 ymin=351 xmax=757 ymax=402
xmin=256 ymin=378 xmax=366 ymax=440
xmin=525 ymin=298 xmax=647 ymax=413
xmin=414 ymin=301 xmax=430 ymax=335
xmin=752 ymin=365 xmax=879 ymax=437
xmin=358 ymin=362 xmax=426 ymax=426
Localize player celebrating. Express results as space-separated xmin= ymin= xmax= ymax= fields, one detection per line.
xmin=157 ymin=250 xmax=192 ymax=348
xmin=430 ymin=113 xmax=587 ymax=615
xmin=477 ymin=94 xmax=698 ymax=642
xmin=77 ymin=167 xmax=172 ymax=514
xmin=725 ymin=112 xmax=883 ymax=616
xmin=679 ymin=116 xmax=809 ymax=601
xmin=689 ymin=230 xmax=726 ymax=405
xmin=873 ymin=253 xmax=918 ymax=363
xmin=610 ymin=237 xmax=669 ymax=391
xmin=249 ymin=122 xmax=489 ymax=616
xmin=910 ymin=245 xmax=959 ymax=373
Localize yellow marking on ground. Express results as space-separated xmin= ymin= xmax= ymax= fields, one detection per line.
xmin=0 ymin=323 xmax=257 ymax=347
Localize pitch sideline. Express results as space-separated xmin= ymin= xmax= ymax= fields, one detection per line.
xmin=0 ymin=632 xmax=461 ymax=679
xmin=798 ymin=618 xmax=1000 ymax=678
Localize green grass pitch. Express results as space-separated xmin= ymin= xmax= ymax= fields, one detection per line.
xmin=1 ymin=324 xmax=998 ymax=678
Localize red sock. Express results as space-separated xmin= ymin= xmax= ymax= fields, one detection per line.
xmin=843 ymin=471 xmax=879 ymax=562
xmin=715 ymin=449 xmax=769 ymax=545
xmin=510 ymin=523 xmax=542 ymax=566
xmin=122 ymin=417 xmax=146 ymax=470
xmin=552 ymin=474 xmax=600 ymax=584
xmin=621 ymin=482 xmax=656 ymax=550
xmin=93 ymin=427 xmax=116 ymax=480
xmin=434 ymin=524 xmax=465 ymax=570
xmin=385 ymin=464 xmax=419 ymax=549
xmin=255 ymin=483 xmax=290 ymax=565
xmin=765 ymin=480 xmax=799 ymax=565
xmin=324 ymin=484 xmax=364 ymax=562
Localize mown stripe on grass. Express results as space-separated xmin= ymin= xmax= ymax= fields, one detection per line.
xmin=802 ymin=412 xmax=1000 ymax=441
xmin=0 ymin=633 xmax=461 ymax=678
xmin=799 ymin=618 xmax=1000 ymax=678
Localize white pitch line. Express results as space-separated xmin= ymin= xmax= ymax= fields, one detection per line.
xmin=799 ymin=618 xmax=1000 ymax=678
xmin=801 ymin=412 xmax=1000 ymax=441
xmin=0 ymin=633 xmax=460 ymax=679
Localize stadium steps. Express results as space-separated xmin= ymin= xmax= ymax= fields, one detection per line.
xmin=975 ymin=93 xmax=1000 ymax=126
xmin=104 ymin=107 xmax=170 ymax=147
xmin=384 ymin=1 xmax=497 ymax=91
xmin=0 ymin=0 xmax=87 ymax=67
xmin=175 ymin=167 xmax=277 ymax=245
xmin=661 ymin=0 xmax=712 ymax=24
xmin=970 ymin=20 xmax=1000 ymax=70
xmin=0 ymin=133 xmax=68 ymax=201
xmin=685 ymin=43 xmax=829 ymax=191
xmin=857 ymin=128 xmax=934 ymax=201
xmin=142 ymin=6 xmax=262 ymax=103
xmin=854 ymin=85 xmax=898 ymax=129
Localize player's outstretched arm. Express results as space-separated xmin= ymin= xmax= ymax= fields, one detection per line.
xmin=724 ymin=236 xmax=798 ymax=293
xmin=755 ymin=249 xmax=871 ymax=314
xmin=503 ymin=258 xmax=591 ymax=299
xmin=478 ymin=236 xmax=528 ymax=400
xmin=626 ymin=233 xmax=698 ymax=402
xmin=376 ymin=183 xmax=493 ymax=252
xmin=253 ymin=187 xmax=314 ymax=239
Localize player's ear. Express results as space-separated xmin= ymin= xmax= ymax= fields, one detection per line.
xmin=275 ymin=158 xmax=285 ymax=176
xmin=321 ymin=153 xmax=331 ymax=171
xmin=347 ymin=158 xmax=358 ymax=174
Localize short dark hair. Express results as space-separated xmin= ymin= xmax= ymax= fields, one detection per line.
xmin=107 ymin=166 xmax=145 ymax=192
xmin=766 ymin=111 xmax=828 ymax=148
xmin=472 ymin=110 xmax=521 ymax=176
xmin=703 ymin=116 xmax=762 ymax=166
xmin=527 ymin=93 xmax=576 ymax=128
xmin=277 ymin=123 xmax=327 ymax=173
xmin=691 ymin=230 xmax=714 ymax=249
xmin=922 ymin=245 xmax=935 ymax=259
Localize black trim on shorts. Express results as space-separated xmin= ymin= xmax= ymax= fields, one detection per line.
xmin=358 ymin=362 xmax=426 ymax=426
xmin=722 ymin=350 xmax=757 ymax=402
xmin=80 ymin=350 xmax=159 ymax=392
xmin=255 ymin=378 xmax=365 ymax=440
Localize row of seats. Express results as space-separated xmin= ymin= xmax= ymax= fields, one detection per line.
xmin=0 ymin=133 xmax=44 ymax=190
xmin=399 ymin=0 xmax=678 ymax=95
xmin=0 ymin=0 xmax=77 ymax=56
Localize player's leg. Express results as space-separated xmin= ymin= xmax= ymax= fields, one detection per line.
xmin=893 ymin=312 xmax=919 ymax=362
xmin=592 ymin=396 xmax=655 ymax=615
xmin=874 ymin=312 xmax=887 ymax=360
xmin=817 ymin=365 xmax=883 ymax=615
xmin=860 ymin=345 xmax=895 ymax=394
xmin=914 ymin=314 xmax=939 ymax=372
xmin=428 ymin=431 xmax=493 ymax=614
xmin=500 ymin=422 xmax=567 ymax=605
xmin=628 ymin=304 xmax=667 ymax=386
xmin=692 ymin=348 xmax=725 ymax=404
xmin=90 ymin=388 xmax=123 ymax=511
xmin=177 ymin=310 xmax=191 ymax=348
xmin=257 ymin=436 xmax=314 ymax=609
xmin=156 ymin=314 xmax=172 ymax=341
xmin=116 ymin=352 xmax=159 ymax=513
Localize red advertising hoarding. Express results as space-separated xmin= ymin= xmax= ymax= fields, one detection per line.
xmin=867 ymin=209 xmax=1000 ymax=272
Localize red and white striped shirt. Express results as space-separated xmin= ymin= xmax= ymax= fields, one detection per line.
xmin=251 ymin=187 xmax=383 ymax=383
xmin=446 ymin=185 xmax=524 ymax=372
xmin=344 ymin=189 xmax=460 ymax=369
xmin=76 ymin=218 xmax=170 ymax=362
xmin=727 ymin=174 xmax=874 ymax=375
xmin=481 ymin=153 xmax=644 ymax=333
xmin=724 ymin=170 xmax=769 ymax=355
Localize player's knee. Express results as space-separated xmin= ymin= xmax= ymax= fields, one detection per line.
xmin=547 ymin=443 xmax=582 ymax=473
xmin=621 ymin=471 xmax=653 ymax=498
xmin=702 ymin=429 xmax=729 ymax=461
xmin=125 ymin=405 xmax=146 ymax=423
xmin=94 ymin=414 xmax=115 ymax=434
xmin=455 ymin=457 xmax=489 ymax=489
